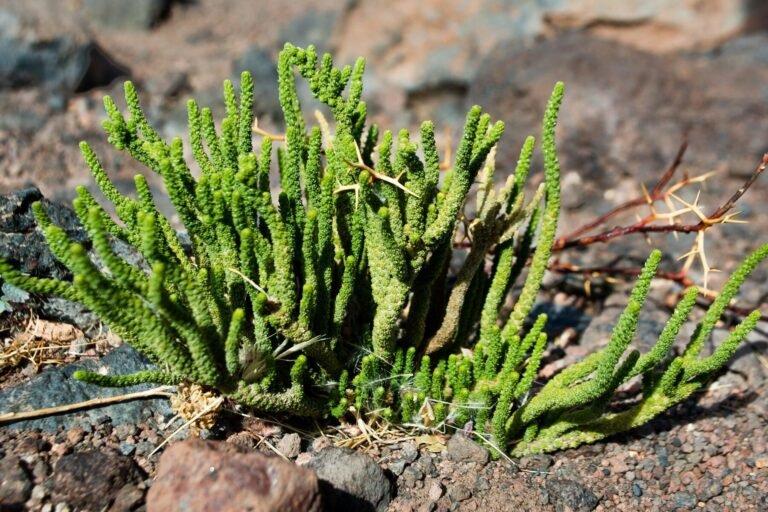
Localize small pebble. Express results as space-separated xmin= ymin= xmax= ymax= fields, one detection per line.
xmin=119 ymin=443 xmax=136 ymax=456
xmin=427 ymin=480 xmax=443 ymax=502
xmin=400 ymin=442 xmax=419 ymax=463
xmin=276 ymin=433 xmax=301 ymax=459
xmin=448 ymin=483 xmax=472 ymax=502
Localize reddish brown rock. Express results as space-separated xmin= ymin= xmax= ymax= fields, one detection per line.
xmin=147 ymin=438 xmax=322 ymax=512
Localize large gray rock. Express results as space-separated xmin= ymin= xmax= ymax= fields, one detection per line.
xmin=0 ymin=6 xmax=128 ymax=92
xmin=0 ymin=187 xmax=100 ymax=327
xmin=0 ymin=187 xmax=86 ymax=281
xmin=81 ymin=0 xmax=171 ymax=30
xmin=446 ymin=433 xmax=490 ymax=466
xmin=278 ymin=1 xmax=355 ymax=57
xmin=307 ymin=446 xmax=392 ymax=512
xmin=148 ymin=438 xmax=322 ymax=512
xmin=0 ymin=344 xmax=173 ymax=432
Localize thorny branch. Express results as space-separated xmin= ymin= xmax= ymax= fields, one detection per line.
xmin=556 ymin=139 xmax=690 ymax=243
xmin=548 ymin=150 xmax=768 ymax=319
xmin=552 ymin=150 xmax=767 ymax=251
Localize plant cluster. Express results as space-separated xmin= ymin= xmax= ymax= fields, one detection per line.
xmin=1 ymin=43 xmax=765 ymax=456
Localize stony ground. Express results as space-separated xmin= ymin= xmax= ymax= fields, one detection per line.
xmin=1 ymin=373 xmax=766 ymax=510
xmin=2 ymin=0 xmax=768 ymax=510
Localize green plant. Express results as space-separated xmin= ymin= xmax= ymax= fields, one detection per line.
xmin=1 ymin=43 xmax=765 ymax=456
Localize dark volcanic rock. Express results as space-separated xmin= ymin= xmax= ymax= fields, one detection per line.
xmin=0 ymin=187 xmax=150 ymax=327
xmin=544 ymin=478 xmax=600 ymax=512
xmin=51 ymin=451 xmax=145 ymax=511
xmin=0 ymin=344 xmax=173 ymax=432
xmin=147 ymin=438 xmax=322 ymax=512
xmin=0 ymin=456 xmax=33 ymax=511
xmin=307 ymin=446 xmax=393 ymax=512
xmin=0 ymin=7 xmax=128 ymax=93
xmin=0 ymin=187 xmax=87 ymax=281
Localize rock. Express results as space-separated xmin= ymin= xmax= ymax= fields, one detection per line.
xmin=145 ymin=70 xmax=191 ymax=102
xmin=38 ymin=298 xmax=100 ymax=332
xmin=109 ymin=484 xmax=145 ymax=512
xmin=560 ymin=170 xmax=587 ymax=210
xmin=716 ymin=33 xmax=768 ymax=65
xmin=577 ymin=282 xmax=670 ymax=356
xmin=445 ymin=434 xmax=490 ymax=466
xmin=0 ymin=95 xmax=47 ymax=132
xmin=447 ymin=483 xmax=471 ymax=502
xmin=544 ymin=0 xmax=754 ymax=53
xmin=0 ymin=187 xmax=87 ymax=281
xmin=530 ymin=300 xmax=592 ymax=339
xmin=414 ymin=454 xmax=436 ymax=475
xmin=0 ymin=344 xmax=173 ymax=432
xmin=600 ymin=453 xmax=632 ymax=474
xmin=0 ymin=456 xmax=33 ymax=511
xmin=334 ymin=0 xmax=567 ymax=121
xmin=695 ymin=477 xmax=724 ymax=501
xmin=388 ymin=459 xmax=408 ymax=476
xmin=276 ymin=433 xmax=302 ymax=459
xmin=401 ymin=466 xmax=424 ymax=489
xmin=232 ymin=46 xmax=282 ymax=120
xmin=278 ymin=1 xmax=355 ymax=56
xmin=399 ymin=441 xmax=419 ymax=463
xmin=119 ymin=444 xmax=136 ymax=456
xmin=427 ymin=480 xmax=443 ymax=502
xmin=519 ymin=453 xmax=554 ymax=472
xmin=706 ymin=328 xmax=767 ymax=388
xmin=470 ymin=31 xmax=768 ymax=193
xmin=147 ymin=438 xmax=322 ymax=512
xmin=81 ymin=0 xmax=171 ymax=30
xmin=544 ymin=479 xmax=600 ymax=512
xmin=308 ymin=446 xmax=392 ymax=512
xmin=51 ymin=451 xmax=145 ymax=510
xmin=673 ymin=491 xmax=697 ymax=509
xmin=0 ymin=5 xmax=128 ymax=93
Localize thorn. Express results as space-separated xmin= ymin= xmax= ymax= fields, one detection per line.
xmin=345 ymin=141 xmax=420 ymax=198
xmin=252 ymin=117 xmax=285 ymax=141
xmin=662 ymin=195 xmax=682 ymax=239
xmin=670 ymin=190 xmax=723 ymax=225
xmin=719 ymin=211 xmax=748 ymax=224
xmin=334 ymin=183 xmax=361 ymax=209
xmin=314 ymin=110 xmax=333 ymax=147
xmin=440 ymin=127 xmax=452 ymax=170
xmin=640 ymin=182 xmax=653 ymax=206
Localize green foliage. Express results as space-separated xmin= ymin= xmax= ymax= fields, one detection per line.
xmin=1 ymin=43 xmax=765 ymax=455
